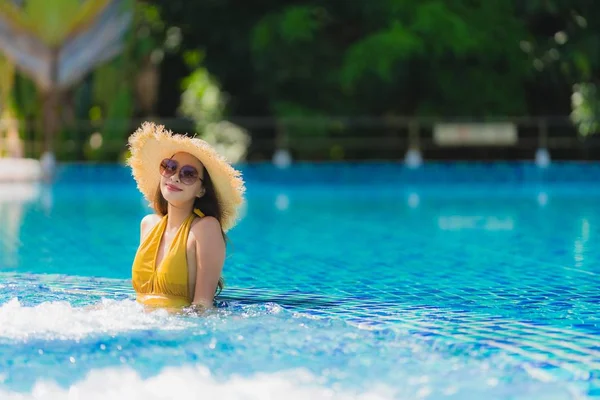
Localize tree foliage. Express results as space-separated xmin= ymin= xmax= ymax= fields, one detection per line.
xmin=3 ymin=0 xmax=599 ymax=161
xmin=154 ymin=0 xmax=599 ymax=134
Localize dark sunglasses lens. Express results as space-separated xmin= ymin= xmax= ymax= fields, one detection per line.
xmin=160 ymin=159 xmax=178 ymax=177
xmin=180 ymin=166 xmax=199 ymax=184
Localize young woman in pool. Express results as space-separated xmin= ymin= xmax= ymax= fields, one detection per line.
xmin=127 ymin=122 xmax=245 ymax=312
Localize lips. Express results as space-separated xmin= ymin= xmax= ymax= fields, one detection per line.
xmin=165 ymin=183 xmax=183 ymax=192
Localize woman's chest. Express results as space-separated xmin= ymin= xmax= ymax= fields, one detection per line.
xmin=154 ymin=234 xmax=196 ymax=276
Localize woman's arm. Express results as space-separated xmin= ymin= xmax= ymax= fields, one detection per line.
xmin=190 ymin=217 xmax=226 ymax=309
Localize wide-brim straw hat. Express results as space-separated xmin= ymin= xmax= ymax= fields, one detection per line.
xmin=126 ymin=121 xmax=246 ymax=232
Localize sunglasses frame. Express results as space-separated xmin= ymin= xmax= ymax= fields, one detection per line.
xmin=159 ymin=158 xmax=204 ymax=185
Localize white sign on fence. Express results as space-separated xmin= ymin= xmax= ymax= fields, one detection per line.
xmin=433 ymin=122 xmax=517 ymax=146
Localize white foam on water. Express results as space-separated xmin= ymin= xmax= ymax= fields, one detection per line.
xmin=0 ymin=366 xmax=395 ymax=400
xmin=0 ymin=298 xmax=193 ymax=340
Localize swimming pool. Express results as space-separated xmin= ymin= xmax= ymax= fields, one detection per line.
xmin=0 ymin=162 xmax=599 ymax=399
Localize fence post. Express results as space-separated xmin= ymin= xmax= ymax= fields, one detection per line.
xmin=535 ymin=117 xmax=550 ymax=167
xmin=272 ymin=119 xmax=292 ymax=168
xmin=404 ymin=118 xmax=423 ymax=168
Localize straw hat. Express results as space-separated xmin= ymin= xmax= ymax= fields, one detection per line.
xmin=126 ymin=121 xmax=246 ymax=231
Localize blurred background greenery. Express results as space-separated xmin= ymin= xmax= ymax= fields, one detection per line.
xmin=0 ymin=0 xmax=598 ymax=162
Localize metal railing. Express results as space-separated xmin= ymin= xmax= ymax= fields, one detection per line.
xmin=1 ymin=116 xmax=599 ymax=161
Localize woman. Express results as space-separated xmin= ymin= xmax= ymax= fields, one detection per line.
xmin=127 ymin=122 xmax=245 ymax=312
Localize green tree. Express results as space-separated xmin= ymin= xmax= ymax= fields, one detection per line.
xmin=517 ymin=1 xmax=600 ymax=135
xmin=156 ymin=0 xmax=600 ymax=151
xmin=157 ymin=1 xmax=530 ymax=127
xmin=178 ymin=52 xmax=251 ymax=162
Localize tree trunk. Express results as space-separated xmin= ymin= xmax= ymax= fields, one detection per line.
xmin=41 ymin=88 xmax=61 ymax=154
xmin=41 ymin=48 xmax=61 ymax=155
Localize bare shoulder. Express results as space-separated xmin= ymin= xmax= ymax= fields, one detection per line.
xmin=190 ymin=216 xmax=224 ymax=245
xmin=140 ymin=214 xmax=161 ymax=238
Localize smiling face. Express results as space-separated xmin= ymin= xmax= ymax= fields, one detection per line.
xmin=159 ymin=152 xmax=205 ymax=208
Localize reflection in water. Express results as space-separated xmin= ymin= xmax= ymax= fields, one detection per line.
xmin=574 ymin=218 xmax=590 ymax=268
xmin=437 ymin=216 xmax=515 ymax=231
xmin=275 ymin=193 xmax=290 ymax=211
xmin=0 ymin=183 xmax=49 ymax=268
xmin=537 ymin=191 xmax=549 ymax=207
xmin=407 ymin=192 xmax=420 ymax=208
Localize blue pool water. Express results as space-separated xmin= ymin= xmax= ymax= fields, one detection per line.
xmin=0 ymin=162 xmax=599 ymax=399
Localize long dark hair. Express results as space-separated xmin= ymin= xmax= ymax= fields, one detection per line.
xmin=152 ymin=167 xmax=226 ymax=295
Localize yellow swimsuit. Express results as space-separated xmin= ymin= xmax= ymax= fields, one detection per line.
xmin=131 ymin=211 xmax=203 ymax=310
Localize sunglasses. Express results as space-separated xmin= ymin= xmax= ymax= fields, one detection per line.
xmin=159 ymin=158 xmax=203 ymax=185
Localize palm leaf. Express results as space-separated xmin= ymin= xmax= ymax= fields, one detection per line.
xmin=0 ymin=0 xmax=131 ymax=90
xmin=58 ymin=0 xmax=132 ymax=88
xmin=0 ymin=13 xmax=51 ymax=89
xmin=0 ymin=0 xmax=112 ymax=46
